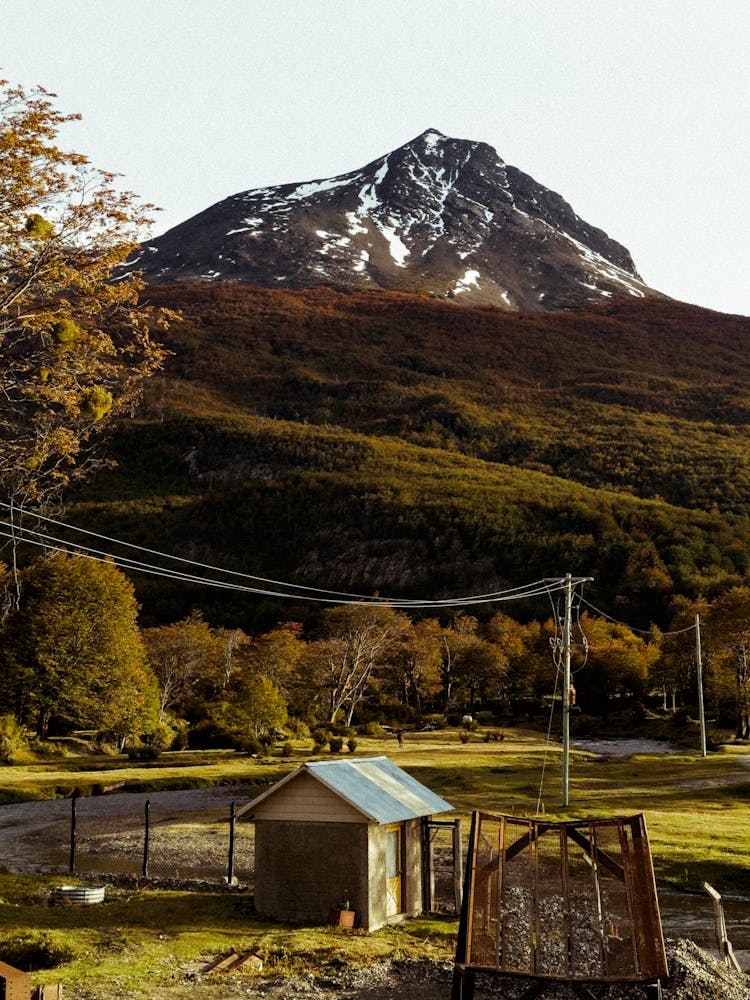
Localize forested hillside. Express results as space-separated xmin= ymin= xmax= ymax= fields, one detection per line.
xmin=71 ymin=284 xmax=750 ymax=630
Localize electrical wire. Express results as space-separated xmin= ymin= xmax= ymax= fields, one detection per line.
xmin=578 ymin=595 xmax=697 ymax=637
xmin=0 ymin=509 xmax=586 ymax=609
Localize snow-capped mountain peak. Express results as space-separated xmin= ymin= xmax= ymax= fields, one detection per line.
xmin=129 ymin=129 xmax=654 ymax=311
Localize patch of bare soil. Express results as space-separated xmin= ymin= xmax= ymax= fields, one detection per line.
xmin=0 ymin=785 xmax=257 ymax=877
xmin=72 ymin=944 xmax=748 ymax=999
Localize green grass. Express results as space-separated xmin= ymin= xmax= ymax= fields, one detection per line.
xmin=0 ymin=878 xmax=455 ymax=998
xmin=0 ymin=748 xmax=293 ymax=803
xmin=0 ymin=728 xmax=749 ymax=995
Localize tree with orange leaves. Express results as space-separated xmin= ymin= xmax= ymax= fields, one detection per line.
xmin=0 ymin=80 xmax=170 ymax=535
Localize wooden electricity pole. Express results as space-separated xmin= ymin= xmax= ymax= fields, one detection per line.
xmin=562 ymin=573 xmax=573 ymax=808
xmin=695 ymin=614 xmax=707 ymax=757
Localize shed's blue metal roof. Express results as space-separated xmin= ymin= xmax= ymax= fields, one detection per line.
xmin=244 ymin=755 xmax=452 ymax=824
xmin=303 ymin=756 xmax=452 ymax=823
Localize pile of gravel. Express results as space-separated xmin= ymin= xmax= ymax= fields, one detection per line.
xmin=457 ymin=939 xmax=749 ymax=999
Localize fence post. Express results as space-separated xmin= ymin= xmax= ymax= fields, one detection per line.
xmin=69 ymin=791 xmax=78 ymax=874
xmin=142 ymin=799 xmax=150 ymax=878
xmin=227 ymin=801 xmax=236 ymax=884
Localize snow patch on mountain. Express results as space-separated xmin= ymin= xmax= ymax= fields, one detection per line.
xmin=454 ymin=269 xmax=481 ymax=294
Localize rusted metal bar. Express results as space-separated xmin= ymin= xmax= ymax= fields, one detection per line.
xmin=565 ymin=826 xmax=625 ymax=881
xmin=451 ymin=811 xmax=479 ymax=1000
xmin=559 ymin=822 xmax=573 ymax=978
xmin=703 ymin=881 xmax=742 ymax=973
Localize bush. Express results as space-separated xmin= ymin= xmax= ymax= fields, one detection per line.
xmin=281 ymin=741 xmax=294 ymax=757
xmin=187 ymin=720 xmax=238 ymax=750
xmin=0 ymin=930 xmax=76 ymax=970
xmin=146 ymin=721 xmax=176 ymax=755
xmin=236 ymin=737 xmax=264 ymax=756
xmin=128 ymin=745 xmax=160 ymax=761
xmin=458 ymin=731 xmax=471 ymax=744
xmin=484 ymin=729 xmax=504 ymax=742
xmin=170 ymin=718 xmax=190 ymax=750
xmin=359 ymin=721 xmax=385 ymax=736
xmin=0 ymin=715 xmax=27 ymax=765
xmin=347 ymin=737 xmax=358 ymax=753
xmin=312 ymin=727 xmax=332 ymax=747
xmin=285 ymin=717 xmax=310 ymax=739
xmin=329 ymin=736 xmax=344 ymax=753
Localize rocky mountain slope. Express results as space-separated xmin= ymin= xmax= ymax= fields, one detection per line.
xmin=127 ymin=129 xmax=655 ymax=311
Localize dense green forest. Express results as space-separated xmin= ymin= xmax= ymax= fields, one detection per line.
xmin=68 ymin=284 xmax=750 ymax=631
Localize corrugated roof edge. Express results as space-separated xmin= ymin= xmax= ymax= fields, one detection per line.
xmin=240 ymin=755 xmax=452 ymax=823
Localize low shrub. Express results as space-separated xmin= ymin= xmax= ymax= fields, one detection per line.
xmin=0 ymin=930 xmax=76 ymax=970
xmin=329 ymin=737 xmax=344 ymax=753
xmin=359 ymin=721 xmax=385 ymax=736
xmin=0 ymin=715 xmax=27 ymax=765
xmin=285 ymin=717 xmax=310 ymax=739
xmin=236 ymin=737 xmax=264 ymax=756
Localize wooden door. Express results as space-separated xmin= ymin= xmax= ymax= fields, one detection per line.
xmin=385 ymin=825 xmax=403 ymax=916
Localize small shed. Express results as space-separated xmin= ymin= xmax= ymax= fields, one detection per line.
xmin=245 ymin=755 xmax=453 ymax=930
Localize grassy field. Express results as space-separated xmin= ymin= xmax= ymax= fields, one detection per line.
xmin=0 ymin=727 xmax=748 ymax=996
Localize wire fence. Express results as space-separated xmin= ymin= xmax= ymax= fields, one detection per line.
xmin=62 ymin=792 xmax=256 ymax=887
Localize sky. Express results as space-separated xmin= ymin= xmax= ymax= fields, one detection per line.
xmin=3 ymin=0 xmax=749 ymax=316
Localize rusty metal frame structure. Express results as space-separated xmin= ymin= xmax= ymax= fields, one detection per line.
xmin=452 ymin=811 xmax=668 ymax=999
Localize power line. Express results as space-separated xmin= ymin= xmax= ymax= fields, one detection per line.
xmin=0 ymin=508 xmax=587 ymax=609
xmin=578 ymin=595 xmax=696 ymax=637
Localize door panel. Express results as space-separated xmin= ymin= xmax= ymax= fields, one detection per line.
xmin=386 ymin=826 xmax=402 ymax=916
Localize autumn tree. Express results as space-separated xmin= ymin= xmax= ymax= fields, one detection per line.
xmin=563 ymin=613 xmax=656 ymax=713
xmin=299 ymin=604 xmax=409 ymax=725
xmin=208 ymin=674 xmax=288 ymax=748
xmin=436 ymin=614 xmax=504 ymax=712
xmin=706 ymin=587 xmax=750 ymax=738
xmin=0 ymin=552 xmax=158 ymax=741
xmin=0 ymin=81 xmax=168 ymax=540
xmin=244 ymin=622 xmax=305 ymax=698
xmin=142 ymin=611 xmax=218 ymax=722
xmin=439 ymin=614 xmax=507 ymax=713
xmin=653 ymin=596 xmax=708 ymax=712
xmin=383 ymin=618 xmax=443 ymax=713
xmin=482 ymin=612 xmax=545 ymax=709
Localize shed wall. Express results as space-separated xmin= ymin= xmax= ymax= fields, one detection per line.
xmin=254 ymin=819 xmax=370 ymax=925
xmin=252 ymin=770 xmax=365 ymax=823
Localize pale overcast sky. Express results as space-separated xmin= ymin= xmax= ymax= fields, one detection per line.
xmin=4 ymin=0 xmax=749 ymax=315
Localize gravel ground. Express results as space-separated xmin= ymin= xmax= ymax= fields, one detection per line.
xmin=0 ymin=784 xmax=257 ymax=876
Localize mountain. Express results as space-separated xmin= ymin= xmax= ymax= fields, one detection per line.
xmin=126 ymin=129 xmax=654 ymax=311
xmin=72 ymin=284 xmax=750 ymax=631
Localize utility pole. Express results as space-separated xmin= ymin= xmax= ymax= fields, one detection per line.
xmin=695 ymin=614 xmax=707 ymax=757
xmin=562 ymin=572 xmax=573 ymax=808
